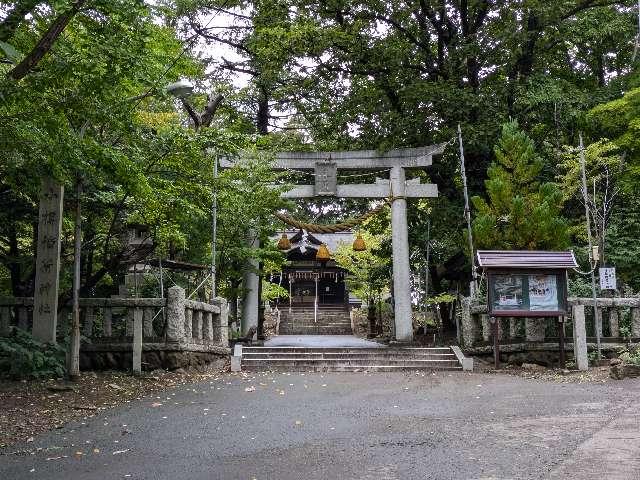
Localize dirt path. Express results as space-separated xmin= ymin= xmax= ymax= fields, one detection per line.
xmin=1 ymin=370 xmax=638 ymax=479
xmin=0 ymin=369 xmax=227 ymax=448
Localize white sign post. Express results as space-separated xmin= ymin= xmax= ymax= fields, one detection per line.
xmin=599 ymin=267 xmax=616 ymax=290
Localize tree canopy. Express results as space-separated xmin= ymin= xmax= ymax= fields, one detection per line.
xmin=1 ymin=0 xmax=639 ymax=305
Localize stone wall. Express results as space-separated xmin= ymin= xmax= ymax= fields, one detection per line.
xmin=80 ymin=345 xmax=228 ymax=372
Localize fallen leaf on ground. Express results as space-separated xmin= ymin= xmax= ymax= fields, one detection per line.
xmin=47 ymin=385 xmax=76 ymax=393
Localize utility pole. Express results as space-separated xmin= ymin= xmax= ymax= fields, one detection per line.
xmin=210 ymin=153 xmax=218 ymax=302
xmin=458 ymin=124 xmax=477 ymax=296
xmin=579 ymin=134 xmax=601 ymax=359
xmin=424 ymin=219 xmax=431 ymax=322
xmin=68 ymin=178 xmax=82 ymax=380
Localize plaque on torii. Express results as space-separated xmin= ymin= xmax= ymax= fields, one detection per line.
xmin=221 ymin=143 xmax=445 ymax=341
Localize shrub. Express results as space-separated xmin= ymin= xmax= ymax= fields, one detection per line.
xmin=619 ymin=346 xmax=640 ymax=366
xmin=0 ymin=328 xmax=66 ymax=379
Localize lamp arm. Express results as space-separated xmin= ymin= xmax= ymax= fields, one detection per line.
xmin=201 ymin=93 xmax=224 ymax=127
xmin=180 ymin=98 xmax=201 ymax=129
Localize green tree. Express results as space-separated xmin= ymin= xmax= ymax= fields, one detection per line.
xmin=471 ymin=122 xmax=569 ymax=250
xmin=333 ymin=231 xmax=390 ymax=329
xmin=0 ymin=1 xmax=286 ymax=304
xmin=577 ymin=87 xmax=640 ymax=289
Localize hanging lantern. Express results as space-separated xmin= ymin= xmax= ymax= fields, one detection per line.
xmin=316 ymin=243 xmax=331 ymax=262
xmin=352 ymin=233 xmax=367 ymax=252
xmin=277 ymin=232 xmax=291 ymax=250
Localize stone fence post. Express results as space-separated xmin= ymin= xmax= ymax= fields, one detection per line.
xmin=166 ymin=286 xmax=186 ymax=342
xmin=460 ymin=297 xmax=475 ymax=348
xmin=572 ymin=305 xmax=588 ymax=371
xmin=632 ymin=308 xmax=640 ymax=338
xmin=525 ymin=318 xmax=545 ymax=342
xmin=609 ymin=309 xmax=619 ymax=337
xmin=132 ymin=307 xmax=143 ymax=375
xmin=212 ymin=297 xmax=229 ymax=346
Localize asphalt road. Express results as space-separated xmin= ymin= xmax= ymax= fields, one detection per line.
xmin=1 ymin=371 xmax=639 ymax=480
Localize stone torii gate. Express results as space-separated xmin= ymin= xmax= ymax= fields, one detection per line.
xmin=228 ymin=143 xmax=445 ymax=342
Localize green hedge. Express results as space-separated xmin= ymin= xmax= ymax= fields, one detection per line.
xmin=0 ymin=328 xmax=66 ymax=379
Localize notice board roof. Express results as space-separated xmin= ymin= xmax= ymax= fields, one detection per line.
xmin=477 ymin=250 xmax=578 ymax=269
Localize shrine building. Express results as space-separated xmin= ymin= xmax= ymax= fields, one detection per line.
xmin=270 ymin=230 xmax=361 ymax=312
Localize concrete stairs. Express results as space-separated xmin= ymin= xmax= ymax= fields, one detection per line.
xmin=240 ymin=346 xmax=465 ymax=372
xmin=278 ymin=307 xmax=352 ymax=335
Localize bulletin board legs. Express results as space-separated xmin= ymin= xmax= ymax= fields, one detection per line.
xmin=558 ymin=316 xmax=566 ymax=369
xmin=492 ymin=317 xmax=500 ymax=369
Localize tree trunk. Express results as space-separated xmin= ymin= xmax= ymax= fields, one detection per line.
xmin=229 ymin=277 xmax=240 ymax=328
xmin=256 ymin=85 xmax=269 ymax=135
xmin=257 ymin=263 xmax=265 ymax=340
xmin=8 ymin=0 xmax=87 ymax=81
xmin=8 ymin=223 xmax=21 ymax=296
xmin=367 ymin=301 xmax=377 ymax=337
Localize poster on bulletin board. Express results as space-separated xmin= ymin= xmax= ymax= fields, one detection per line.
xmin=489 ymin=272 xmax=566 ymax=316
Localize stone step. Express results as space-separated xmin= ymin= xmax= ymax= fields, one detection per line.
xmin=240 ymin=346 xmax=463 ymax=372
xmin=243 ymin=347 xmax=452 ymax=354
xmin=279 ymin=322 xmax=351 ymax=326
xmin=244 ymin=359 xmax=458 ymax=366
xmin=242 ymin=349 xmax=456 ymax=361
xmin=278 ymin=329 xmax=353 ymax=335
xmin=242 ymin=363 xmax=463 ymax=372
xmin=281 ymin=311 xmax=348 ymax=315
xmin=279 ymin=324 xmax=352 ymax=328
xmin=280 ymin=316 xmax=350 ymax=322
xmin=279 ymin=326 xmax=352 ymax=330
xmin=280 ymin=317 xmax=351 ymax=322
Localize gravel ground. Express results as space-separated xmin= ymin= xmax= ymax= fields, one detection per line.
xmin=1 ymin=369 xmax=639 ymax=480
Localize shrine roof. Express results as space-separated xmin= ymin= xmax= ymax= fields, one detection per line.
xmin=476 ymin=250 xmax=578 ymax=269
xmin=272 ymin=230 xmax=355 ymax=253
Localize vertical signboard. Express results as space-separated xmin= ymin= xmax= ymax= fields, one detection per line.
xmin=314 ymin=161 xmax=337 ymax=196
xmin=32 ymin=177 xmax=64 ymax=344
xmin=599 ymin=267 xmax=616 ymax=290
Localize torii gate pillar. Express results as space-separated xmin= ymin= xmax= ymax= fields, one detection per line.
xmin=390 ymin=165 xmax=412 ymax=342
xmin=240 ymin=229 xmax=260 ymax=336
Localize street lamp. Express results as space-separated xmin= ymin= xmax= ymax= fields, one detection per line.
xmin=165 ymin=80 xmax=219 ymax=302
xmin=165 ymin=79 xmax=194 ymax=98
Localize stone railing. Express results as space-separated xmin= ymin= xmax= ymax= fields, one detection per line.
xmin=460 ymin=296 xmax=640 ymax=352
xmin=0 ymin=286 xmax=229 ymax=373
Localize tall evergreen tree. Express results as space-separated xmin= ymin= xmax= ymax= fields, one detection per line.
xmin=471 ymin=122 xmax=569 ymax=251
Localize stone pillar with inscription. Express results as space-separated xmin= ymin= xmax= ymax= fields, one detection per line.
xmin=32 ymin=178 xmax=64 ymax=344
